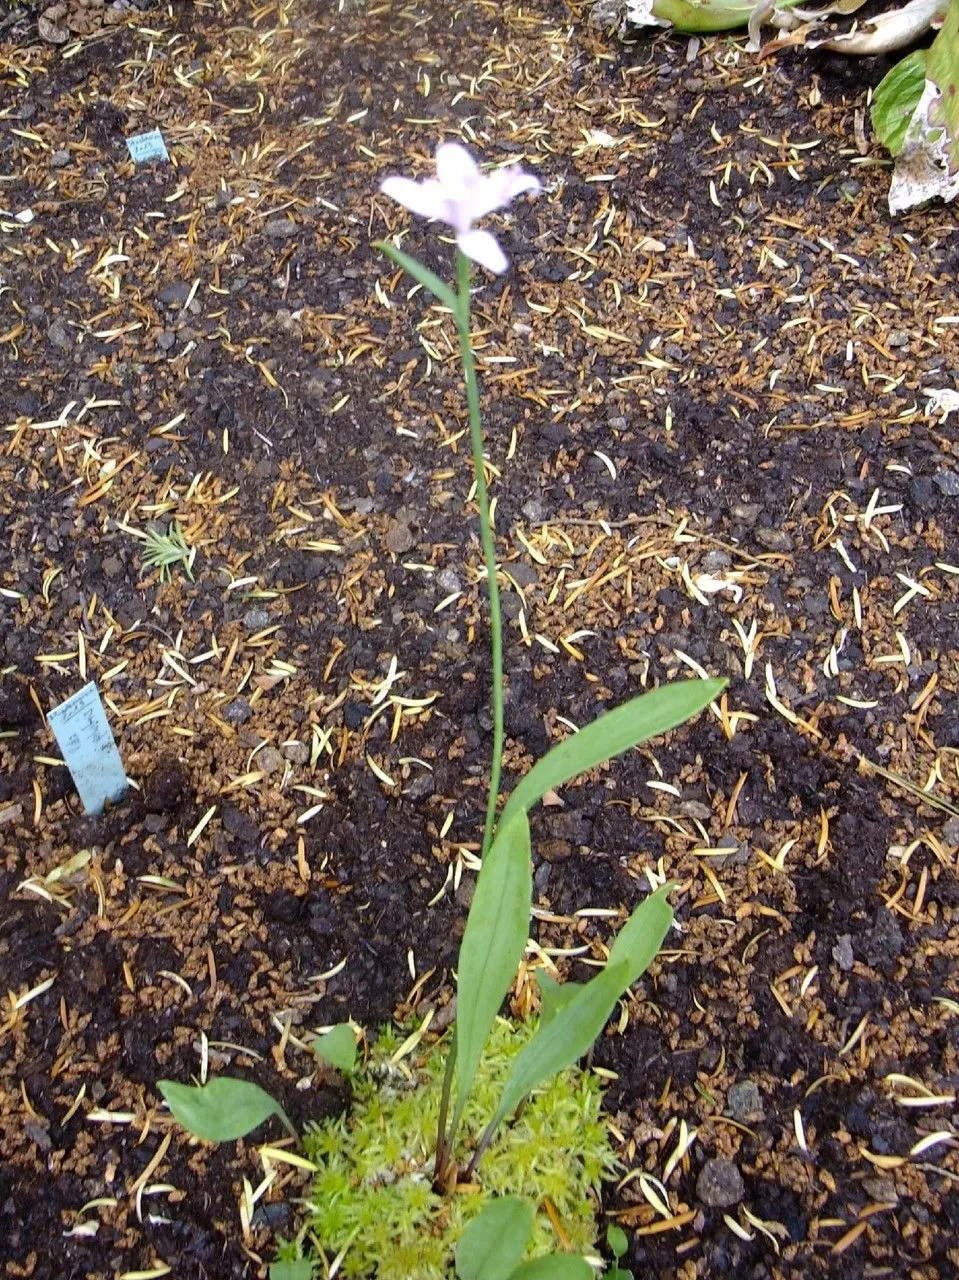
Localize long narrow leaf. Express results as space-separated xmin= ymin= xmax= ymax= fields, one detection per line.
xmin=455 ymin=1197 xmax=534 ymax=1280
xmin=484 ymin=958 xmax=631 ymax=1141
xmin=158 ymin=1077 xmax=295 ymax=1143
xmin=499 ymin=679 xmax=725 ymax=828
xmin=374 ymin=239 xmax=459 ymax=312
xmin=451 ymin=810 xmax=532 ymax=1143
xmin=485 ymin=887 xmax=674 ymax=1141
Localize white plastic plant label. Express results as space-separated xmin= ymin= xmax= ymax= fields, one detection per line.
xmin=126 ymin=129 xmax=170 ymax=164
xmin=47 ymin=682 xmax=128 ymax=815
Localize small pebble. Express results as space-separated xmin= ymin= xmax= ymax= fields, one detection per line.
xmin=832 ymin=934 xmax=855 ymax=972
xmin=696 ymin=1157 xmax=744 ymax=1208
xmin=385 ymin=519 xmax=413 ymax=554
xmin=223 ymin=697 xmax=253 ymax=726
xmin=726 ymin=1081 xmax=764 ymax=1124
xmin=242 ymin=607 xmax=271 ymax=630
xmin=435 ymin=569 xmax=462 ymax=595
xmin=729 ymin=502 xmax=761 ymax=524
xmin=257 ymin=747 xmax=284 ymax=775
xmin=680 ymin=799 xmax=711 ymax=822
xmin=933 ymin=470 xmax=959 ymax=497
xmin=282 ymin=741 xmax=310 ymax=766
xmin=755 ymin=526 xmax=794 ymax=553
xmin=263 ymin=217 xmax=299 ymax=239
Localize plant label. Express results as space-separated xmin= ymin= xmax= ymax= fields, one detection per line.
xmin=126 ymin=129 xmax=170 ymax=164
xmin=48 ymin=682 xmax=128 ymax=815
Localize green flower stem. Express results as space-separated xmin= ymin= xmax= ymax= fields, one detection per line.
xmin=454 ymin=249 xmax=504 ymax=861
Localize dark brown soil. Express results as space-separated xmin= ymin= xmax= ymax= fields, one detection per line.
xmin=1 ymin=2 xmax=957 ymax=1278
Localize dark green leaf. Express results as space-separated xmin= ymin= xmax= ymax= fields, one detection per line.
xmin=455 ymin=1197 xmax=535 ymax=1280
xmin=451 ymin=811 xmax=532 ymax=1142
xmin=311 ymin=1024 xmax=357 ymax=1074
xmin=486 ymin=887 xmax=674 ymax=1139
xmin=374 ymin=240 xmax=459 ymax=312
xmin=607 ymin=1224 xmax=629 ymax=1260
xmin=508 ymin=1256 xmax=593 ymax=1280
xmin=499 ymin=680 xmax=725 ymax=828
xmin=872 ymin=51 xmax=928 ymax=157
xmin=269 ymin=1262 xmax=313 ymax=1280
xmin=157 ymin=1077 xmax=294 ymax=1143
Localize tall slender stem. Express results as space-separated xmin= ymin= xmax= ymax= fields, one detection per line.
xmin=454 ymin=249 xmax=503 ymax=861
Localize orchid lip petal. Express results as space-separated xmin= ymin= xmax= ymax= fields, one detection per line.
xmin=457 ymin=229 xmax=508 ymax=275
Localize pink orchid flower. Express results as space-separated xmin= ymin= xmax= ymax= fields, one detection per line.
xmin=379 ymin=141 xmax=540 ymax=275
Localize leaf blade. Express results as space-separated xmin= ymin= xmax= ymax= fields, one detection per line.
xmin=499 ymin=679 xmax=725 ymax=828
xmin=157 ymin=1077 xmax=293 ymax=1143
xmin=374 ymin=239 xmax=459 ymax=312
xmin=487 ymin=886 xmax=674 ymax=1137
xmin=455 ymin=1197 xmax=535 ymax=1280
xmin=451 ymin=811 xmax=532 ymax=1140
xmin=508 ymin=1256 xmax=593 ymax=1280
xmin=311 ymin=1023 xmax=357 ymax=1074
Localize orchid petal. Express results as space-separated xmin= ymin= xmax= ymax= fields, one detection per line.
xmin=435 ymin=141 xmax=483 ymax=192
xmin=467 ymin=167 xmax=542 ymax=220
xmin=379 ymin=175 xmax=449 ymax=222
xmin=457 ymin=229 xmax=508 ymax=275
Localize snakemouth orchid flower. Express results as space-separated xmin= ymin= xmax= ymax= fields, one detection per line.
xmin=380 ymin=141 xmax=540 ymax=274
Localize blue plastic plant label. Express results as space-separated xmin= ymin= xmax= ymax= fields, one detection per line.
xmin=126 ymin=129 xmax=170 ymax=164
xmin=47 ymin=682 xmax=128 ymax=815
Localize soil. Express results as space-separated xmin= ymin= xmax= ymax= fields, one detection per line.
xmin=1 ymin=2 xmax=958 ymax=1278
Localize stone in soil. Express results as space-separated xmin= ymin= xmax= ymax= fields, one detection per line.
xmin=242 ymin=607 xmax=272 ymax=630
xmin=832 ymin=933 xmax=855 ymax=971
xmin=726 ymin=1081 xmax=764 ymax=1124
xmin=696 ymin=1157 xmax=745 ymax=1208
xmin=223 ymin=697 xmax=253 ymax=726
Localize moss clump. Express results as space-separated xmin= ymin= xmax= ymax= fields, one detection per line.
xmin=300 ymin=1017 xmax=616 ymax=1278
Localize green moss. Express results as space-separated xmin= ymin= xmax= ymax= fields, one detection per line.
xmin=301 ymin=1018 xmax=617 ymax=1278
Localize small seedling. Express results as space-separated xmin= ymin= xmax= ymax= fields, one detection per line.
xmin=139 ymin=520 xmax=196 ymax=582
xmin=605 ymin=1224 xmax=633 ymax=1280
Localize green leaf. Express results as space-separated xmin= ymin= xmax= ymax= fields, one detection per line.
xmin=535 ymin=970 xmax=583 ymax=1028
xmin=606 ymin=883 xmax=675 ymax=984
xmin=607 ymin=1225 xmax=629 ymax=1260
xmin=157 ymin=1077 xmax=295 ymax=1143
xmin=374 ymin=239 xmax=459 ymax=312
xmin=873 ymin=50 xmax=928 ymax=157
xmin=485 ymin=886 xmax=674 ymax=1140
xmin=312 ymin=1024 xmax=357 ymax=1074
xmin=269 ymin=1263 xmax=313 ymax=1280
xmin=507 ymin=1256 xmax=593 ymax=1280
xmin=455 ymin=1197 xmax=534 ymax=1280
xmin=451 ymin=810 xmax=532 ymax=1142
xmin=499 ymin=679 xmax=725 ymax=828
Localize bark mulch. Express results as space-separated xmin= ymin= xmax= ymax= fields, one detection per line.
xmin=1 ymin=1 xmax=957 ymax=1278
